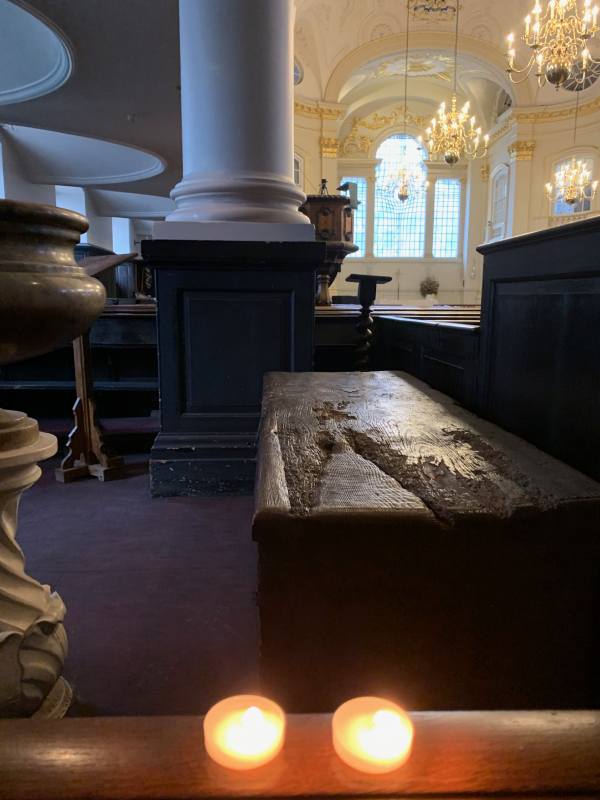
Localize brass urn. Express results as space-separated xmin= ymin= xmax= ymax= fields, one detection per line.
xmin=0 ymin=200 xmax=106 ymax=365
xmin=0 ymin=199 xmax=105 ymax=718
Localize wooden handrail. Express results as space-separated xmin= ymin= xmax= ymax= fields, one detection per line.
xmin=1 ymin=711 xmax=599 ymax=800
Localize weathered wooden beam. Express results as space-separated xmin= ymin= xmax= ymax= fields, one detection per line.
xmin=0 ymin=712 xmax=599 ymax=800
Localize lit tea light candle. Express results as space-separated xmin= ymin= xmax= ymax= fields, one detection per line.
xmin=203 ymin=695 xmax=285 ymax=770
xmin=332 ymin=697 xmax=414 ymax=774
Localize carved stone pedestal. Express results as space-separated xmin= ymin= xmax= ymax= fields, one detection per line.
xmin=0 ymin=410 xmax=71 ymax=718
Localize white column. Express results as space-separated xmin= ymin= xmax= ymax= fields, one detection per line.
xmin=155 ymin=0 xmax=313 ymax=241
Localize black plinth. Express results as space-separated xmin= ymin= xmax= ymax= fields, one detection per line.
xmin=142 ymin=239 xmax=324 ymax=496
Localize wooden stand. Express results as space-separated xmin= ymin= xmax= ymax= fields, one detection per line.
xmin=346 ymin=273 xmax=391 ymax=369
xmin=55 ymin=332 xmax=132 ymax=483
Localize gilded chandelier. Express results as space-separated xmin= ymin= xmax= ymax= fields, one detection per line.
xmin=424 ymin=95 xmax=489 ymax=163
xmin=545 ymin=157 xmax=598 ymax=204
xmin=506 ymin=0 xmax=599 ymax=88
xmin=544 ymin=89 xmax=598 ymax=207
xmin=421 ymin=1 xmax=488 ymax=163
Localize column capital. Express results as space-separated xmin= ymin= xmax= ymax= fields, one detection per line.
xmin=508 ymin=141 xmax=536 ymax=162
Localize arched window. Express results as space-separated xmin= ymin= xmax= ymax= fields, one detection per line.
xmin=552 ymin=154 xmax=594 ymax=215
xmin=373 ymin=134 xmax=427 ymax=257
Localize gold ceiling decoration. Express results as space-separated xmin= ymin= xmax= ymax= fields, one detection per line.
xmin=340 ymin=106 xmax=429 ymax=156
xmin=409 ymin=0 xmax=457 ymax=21
xmin=506 ymin=0 xmax=599 ymax=89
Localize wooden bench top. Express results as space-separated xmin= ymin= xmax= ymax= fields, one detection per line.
xmin=254 ymin=371 xmax=600 ymax=527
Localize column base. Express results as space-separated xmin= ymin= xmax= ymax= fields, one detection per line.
xmin=143 ymin=240 xmax=325 ymax=497
xmin=150 ymin=433 xmax=256 ymax=497
xmin=153 ymin=221 xmax=315 ymax=242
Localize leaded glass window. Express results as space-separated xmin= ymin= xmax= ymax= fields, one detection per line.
xmin=432 ymin=178 xmax=461 ymax=258
xmin=341 ymin=176 xmax=367 ymax=257
xmin=373 ymin=135 xmax=427 ymax=258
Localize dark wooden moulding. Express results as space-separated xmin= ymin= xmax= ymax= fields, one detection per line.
xmin=253 ymin=370 xmax=600 ymax=712
xmin=0 ymin=711 xmax=599 ymax=800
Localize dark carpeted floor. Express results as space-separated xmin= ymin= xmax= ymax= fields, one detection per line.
xmin=18 ymin=460 xmax=258 ymax=716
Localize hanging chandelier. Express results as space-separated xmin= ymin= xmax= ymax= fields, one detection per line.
xmin=392 ymin=1 xmax=428 ymax=202
xmin=506 ymin=0 xmax=599 ymax=89
xmin=545 ymin=89 xmax=598 ymax=206
xmin=421 ymin=1 xmax=489 ymax=163
xmin=545 ymin=158 xmax=598 ymax=204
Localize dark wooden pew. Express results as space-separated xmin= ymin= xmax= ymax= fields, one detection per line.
xmin=478 ymin=216 xmax=600 ymax=482
xmin=253 ymin=370 xmax=600 ymax=711
xmin=375 ymin=317 xmax=480 ymax=407
xmin=1 ymin=712 xmax=599 ymax=800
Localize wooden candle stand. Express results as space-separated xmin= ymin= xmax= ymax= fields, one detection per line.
xmin=55 ymin=252 xmax=146 ymax=484
xmin=54 ymin=331 xmax=132 ymax=483
xmin=0 ymin=711 xmax=598 ymax=799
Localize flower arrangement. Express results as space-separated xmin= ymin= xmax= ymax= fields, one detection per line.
xmin=419 ymin=276 xmax=439 ymax=297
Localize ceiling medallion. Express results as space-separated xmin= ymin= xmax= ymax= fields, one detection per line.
xmin=421 ymin=1 xmax=488 ymax=163
xmin=506 ymin=0 xmax=600 ymax=89
xmin=409 ymin=0 xmax=457 ymax=21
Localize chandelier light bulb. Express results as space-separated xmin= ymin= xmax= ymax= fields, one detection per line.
xmin=505 ymin=0 xmax=600 ymax=89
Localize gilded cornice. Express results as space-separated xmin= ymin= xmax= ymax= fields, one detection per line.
xmin=295 ymin=100 xmax=345 ymax=120
xmin=514 ymin=94 xmax=600 ymax=124
xmin=508 ymin=141 xmax=536 ymax=161
xmin=488 ymin=115 xmax=516 ymax=146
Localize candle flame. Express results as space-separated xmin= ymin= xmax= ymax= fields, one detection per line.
xmin=220 ymin=705 xmax=281 ymax=759
xmin=355 ymin=709 xmax=413 ymax=763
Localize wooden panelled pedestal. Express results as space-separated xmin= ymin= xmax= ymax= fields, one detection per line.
xmin=478 ymin=216 xmax=600 ymax=482
xmin=143 ymin=240 xmax=324 ymax=496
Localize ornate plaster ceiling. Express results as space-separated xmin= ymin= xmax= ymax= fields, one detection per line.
xmin=294 ymin=0 xmax=600 ymax=109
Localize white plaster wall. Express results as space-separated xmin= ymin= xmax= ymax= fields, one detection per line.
xmin=295 ymin=99 xmax=600 ymax=305
xmin=0 ymin=130 xmax=55 ymax=205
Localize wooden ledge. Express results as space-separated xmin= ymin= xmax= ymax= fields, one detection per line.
xmin=1 ymin=711 xmax=599 ymax=800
